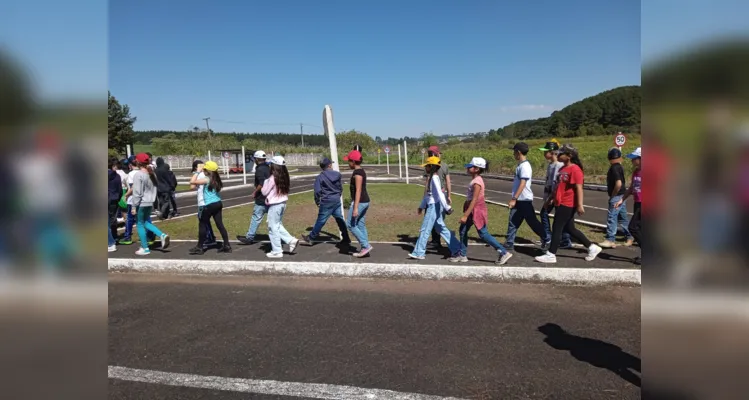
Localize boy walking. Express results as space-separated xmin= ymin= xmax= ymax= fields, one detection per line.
xmin=505 ymin=142 xmax=550 ymax=250
xmin=300 ymin=157 xmax=350 ymax=245
xmin=600 ymin=148 xmax=633 ymax=248
xmin=539 ymin=140 xmax=572 ymax=249
xmin=239 ymin=150 xmax=270 ymax=244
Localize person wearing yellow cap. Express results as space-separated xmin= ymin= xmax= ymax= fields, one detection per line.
xmin=408 ymin=156 xmax=460 ymax=260
xmin=189 ymin=160 xmax=232 ymax=254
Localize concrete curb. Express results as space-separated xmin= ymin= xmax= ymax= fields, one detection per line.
xmin=108 ymin=258 xmax=641 ymax=286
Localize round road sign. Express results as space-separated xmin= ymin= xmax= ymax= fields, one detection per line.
xmin=222 ymin=151 xmax=231 ymax=159
xmin=614 ymin=133 xmax=626 ymax=147
xmin=383 ymin=145 xmax=391 ymax=154
xmin=420 ymin=148 xmax=426 ymax=154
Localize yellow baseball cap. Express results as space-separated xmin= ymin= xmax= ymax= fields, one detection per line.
xmin=421 ymin=156 xmax=441 ymax=167
xmin=204 ymin=161 xmax=219 ymax=171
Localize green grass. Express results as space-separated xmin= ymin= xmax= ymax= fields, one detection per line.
xmin=152 ymin=183 xmax=605 ymax=244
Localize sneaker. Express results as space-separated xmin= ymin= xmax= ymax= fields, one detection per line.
xmin=559 ymin=242 xmax=574 ymax=250
xmin=353 ymin=246 xmax=373 ymax=258
xmin=288 ymin=239 xmax=299 ymax=254
xmin=266 ymin=252 xmax=283 ymax=259
xmin=449 ymin=255 xmax=469 ymax=263
xmin=135 ymin=248 xmax=151 ymax=256
xmin=497 ymin=252 xmax=513 ymax=265
xmin=119 ymin=239 xmax=133 ymax=245
xmin=147 ymin=239 xmax=156 ymax=246
xmin=300 ymin=234 xmax=313 ymax=246
xmin=428 ymin=242 xmax=442 ymax=249
xmin=541 ymin=241 xmax=551 ymax=252
xmin=535 ymin=252 xmax=557 ymax=264
xmin=237 ymin=236 xmax=255 ymax=245
xmin=408 ymin=253 xmax=425 ymax=260
xmin=585 ymin=244 xmax=603 ymax=261
xmin=599 ymin=240 xmax=617 ymax=249
xmin=340 ymin=238 xmax=352 ymax=245
xmin=160 ymin=234 xmax=170 ymax=250
xmin=624 ymin=239 xmax=634 ymax=247
xmin=203 ymin=240 xmax=218 ymax=249
xmin=108 ymin=245 xmax=117 ymax=253
xmin=218 ymin=245 xmax=232 ymax=253
xmin=188 ymin=246 xmax=205 ymax=255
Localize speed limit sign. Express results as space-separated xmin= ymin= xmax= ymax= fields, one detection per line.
xmin=222 ymin=151 xmax=231 ymax=159
xmin=614 ymin=133 xmax=626 ymax=148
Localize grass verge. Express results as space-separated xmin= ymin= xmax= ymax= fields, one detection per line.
xmin=152 ymin=183 xmax=606 ymax=244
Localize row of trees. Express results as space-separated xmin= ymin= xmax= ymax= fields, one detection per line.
xmin=486 ymin=85 xmax=641 ymax=141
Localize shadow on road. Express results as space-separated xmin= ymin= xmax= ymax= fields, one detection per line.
xmin=537 ymin=323 xmax=641 ymax=387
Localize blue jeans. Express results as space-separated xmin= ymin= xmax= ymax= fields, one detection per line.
xmin=136 ymin=206 xmax=164 ymax=250
xmin=346 ymin=202 xmax=370 ymax=250
xmin=606 ymin=195 xmax=632 ymax=242
xmin=309 ymin=201 xmax=350 ymax=241
xmin=540 ymin=204 xmax=572 ymax=248
xmin=245 ymin=203 xmax=268 ymax=239
xmin=197 ymin=206 xmax=216 ymax=244
xmin=505 ymin=201 xmax=549 ymax=248
xmin=125 ymin=204 xmax=154 ymax=242
xmin=458 ymin=218 xmax=507 ymax=257
xmin=412 ymin=203 xmax=460 ymax=257
xmin=267 ymin=202 xmax=295 ymax=254
xmin=108 ymin=224 xmax=116 ymax=247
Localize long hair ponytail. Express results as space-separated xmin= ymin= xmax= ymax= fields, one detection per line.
xmin=271 ymin=164 xmax=290 ymax=195
xmin=570 ymin=153 xmax=584 ymax=172
xmin=139 ymin=161 xmax=158 ymax=186
xmin=207 ymin=170 xmax=223 ymax=193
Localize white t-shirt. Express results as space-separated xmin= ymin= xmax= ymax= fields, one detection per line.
xmin=126 ymin=170 xmax=139 ymax=205
xmin=512 ymin=160 xmax=534 ymax=201
xmin=196 ymin=172 xmax=207 ymax=206
xmin=116 ymin=169 xmax=128 ymax=190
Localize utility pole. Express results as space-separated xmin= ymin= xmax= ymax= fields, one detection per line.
xmin=300 ymin=123 xmax=304 ymax=147
xmin=203 ymin=117 xmax=211 ymax=138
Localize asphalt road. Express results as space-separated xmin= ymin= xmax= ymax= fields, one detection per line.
xmin=109 ymin=274 xmax=641 ymax=399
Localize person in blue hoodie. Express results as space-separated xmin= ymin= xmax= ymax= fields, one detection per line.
xmin=299 ymin=157 xmax=350 ymax=245
xmin=108 ymin=156 xmax=122 ymax=252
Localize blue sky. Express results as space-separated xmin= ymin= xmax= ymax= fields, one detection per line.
xmin=108 ymin=0 xmax=641 ymax=138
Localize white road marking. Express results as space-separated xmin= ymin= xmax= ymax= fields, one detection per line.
xmin=108 ymin=366 xmax=466 ymax=400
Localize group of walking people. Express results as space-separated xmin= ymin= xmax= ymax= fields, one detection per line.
xmin=111 ymin=140 xmax=643 ymax=266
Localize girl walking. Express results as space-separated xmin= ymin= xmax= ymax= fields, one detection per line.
xmin=343 ymin=150 xmax=373 ymax=257
xmin=190 ymin=160 xmax=217 ymax=250
xmin=188 ymin=161 xmax=231 ymax=255
xmin=130 ymin=153 xmax=170 ymax=255
xmin=535 ymin=145 xmax=602 ymax=264
xmin=261 ymin=156 xmax=299 ymax=258
xmin=450 ymin=157 xmax=512 ymax=264
xmin=409 ymin=156 xmax=460 ymax=260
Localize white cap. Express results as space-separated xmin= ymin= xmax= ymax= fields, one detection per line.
xmin=253 ymin=150 xmax=267 ymax=159
xmin=626 ymin=147 xmax=641 ymax=159
xmin=464 ymin=157 xmax=487 ymax=169
xmin=269 ymin=155 xmax=286 ymax=165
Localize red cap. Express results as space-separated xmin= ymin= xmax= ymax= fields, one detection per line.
xmin=343 ymin=150 xmax=362 ymax=162
xmin=135 ymin=153 xmax=150 ymax=163
xmin=428 ymin=145 xmax=440 ymax=155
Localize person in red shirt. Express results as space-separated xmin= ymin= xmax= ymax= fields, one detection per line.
xmin=536 ymin=145 xmax=602 ymax=264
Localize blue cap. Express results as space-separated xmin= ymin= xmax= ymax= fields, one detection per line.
xmin=319 ymin=157 xmax=334 ymax=169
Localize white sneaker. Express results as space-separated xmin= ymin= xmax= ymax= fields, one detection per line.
xmin=266 ymin=252 xmax=283 ymax=259
xmin=160 ymin=234 xmax=170 ymax=249
xmin=585 ymin=244 xmax=602 ymax=261
xmin=448 ymin=255 xmax=468 ymax=263
xmin=288 ymin=239 xmax=299 ymax=254
xmin=408 ymin=253 xmax=425 ymax=260
xmin=497 ymin=252 xmax=513 ymax=265
xmin=535 ymin=252 xmax=557 ymax=264
xmin=135 ymin=248 xmax=151 ymax=256
xmin=108 ymin=245 xmax=117 ymax=253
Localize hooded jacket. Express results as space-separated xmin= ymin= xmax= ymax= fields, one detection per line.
xmin=314 ymin=169 xmax=343 ymax=205
xmin=108 ymin=169 xmax=122 ymax=202
xmin=154 ymin=157 xmax=172 ymax=193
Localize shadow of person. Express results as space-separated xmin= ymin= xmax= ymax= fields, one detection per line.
xmin=538 ymin=323 xmax=641 ymax=387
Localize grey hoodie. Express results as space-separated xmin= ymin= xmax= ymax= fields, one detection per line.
xmin=131 ymin=170 xmax=158 ymax=207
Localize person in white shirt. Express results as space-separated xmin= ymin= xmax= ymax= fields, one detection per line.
xmin=505 ymin=142 xmax=550 ymax=251
xmin=408 ymin=156 xmax=460 ymax=260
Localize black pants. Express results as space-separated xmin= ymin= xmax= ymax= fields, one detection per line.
xmin=169 ymin=191 xmax=178 ymax=214
xmin=108 ymin=200 xmax=120 ymax=242
xmin=157 ymin=192 xmax=172 ymax=218
xmin=628 ymin=202 xmax=641 ymax=247
xmin=549 ymin=206 xmax=592 ymax=254
xmin=198 ymin=201 xmax=229 ymax=248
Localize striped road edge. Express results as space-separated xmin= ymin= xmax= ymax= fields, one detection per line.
xmin=108 ymin=258 xmax=641 ymax=286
